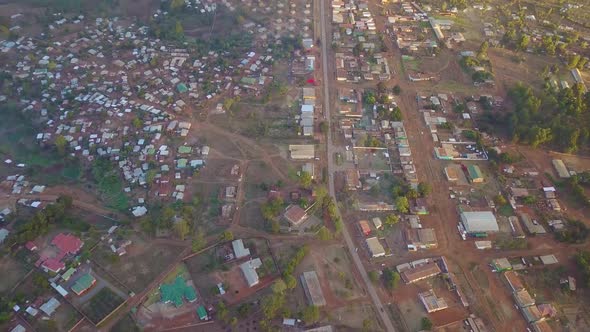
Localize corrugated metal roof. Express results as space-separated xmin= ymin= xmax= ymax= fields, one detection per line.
xmin=461 ymin=211 xmax=498 ymax=233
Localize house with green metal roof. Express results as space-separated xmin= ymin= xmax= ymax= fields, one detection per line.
xmin=160 ymin=276 xmax=197 ymax=307
xmin=177 ymin=83 xmax=188 ymax=93
xmin=467 ymin=164 xmax=484 ymax=183
xmin=197 ymin=305 xmax=208 ymax=320
xmin=177 ymin=158 xmax=188 ymax=169
xmin=178 ymin=146 xmax=192 ymax=154
xmin=71 ymin=273 xmax=96 ymax=295
xmin=61 ymin=267 xmax=76 ymax=281
xmin=240 ymin=77 xmax=257 ymax=85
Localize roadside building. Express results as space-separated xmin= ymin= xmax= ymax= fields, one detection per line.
xmin=283 ymin=205 xmax=308 ymax=226
xmin=552 ymin=159 xmax=570 ymax=178
xmin=467 ymin=164 xmax=484 ymax=183
xmin=372 ymin=217 xmax=383 ymax=229
xmin=514 ymin=289 xmax=535 ymax=308
xmin=539 ymin=255 xmax=558 ymax=265
xmin=519 ymin=212 xmax=546 ymax=235
xmin=521 ymin=305 xmax=542 ymax=323
xmin=474 ymin=240 xmax=492 ymax=249
xmin=419 ymin=289 xmax=448 ymax=313
xmin=240 ymin=258 xmax=262 ymax=287
xmin=405 ymin=228 xmax=437 ymax=250
xmin=300 ymin=271 xmax=326 ymax=307
xmin=532 ymin=321 xmax=553 ymax=332
xmin=400 ymin=262 xmax=442 ymax=284
xmin=345 ymin=169 xmax=361 ymax=191
xmin=365 ymin=237 xmax=385 ymax=258
xmin=444 ymin=166 xmax=459 ymax=181
xmin=491 ymin=258 xmax=512 ymax=272
xmin=61 ymin=267 xmax=76 ymax=281
xmin=504 ymin=271 xmax=524 ymax=292
xmin=289 ymin=145 xmax=315 ymax=160
xmin=358 ymin=220 xmax=371 ymax=236
xmin=460 ymin=211 xmax=499 ymax=234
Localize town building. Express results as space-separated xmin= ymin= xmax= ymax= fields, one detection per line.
xmin=240 ymin=258 xmax=262 ymax=287
xmin=365 ymin=237 xmax=385 ymax=258
xmin=460 ymin=211 xmax=499 ymax=234
xmin=400 ymin=262 xmax=442 ymax=283
xmin=300 ymin=271 xmax=326 ymax=307
xmin=419 ymin=289 xmax=448 ymax=313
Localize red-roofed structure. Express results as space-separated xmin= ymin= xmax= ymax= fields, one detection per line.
xmin=41 ymin=258 xmax=65 ymax=273
xmin=52 ymin=233 xmax=83 ymax=256
xmin=26 ymin=241 xmax=38 ymax=251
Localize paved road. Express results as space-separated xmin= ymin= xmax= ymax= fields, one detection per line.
xmin=318 ymin=1 xmax=395 ymax=331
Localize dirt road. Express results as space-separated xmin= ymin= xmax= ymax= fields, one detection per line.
xmin=319 ymin=0 xmax=396 ymax=331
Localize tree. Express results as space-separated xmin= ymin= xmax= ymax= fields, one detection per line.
xmin=395 ymin=196 xmax=409 ymax=213
xmin=392 ymin=85 xmax=401 ymax=95
xmin=494 ymin=194 xmax=507 ymax=206
xmin=174 ymin=220 xmax=190 ymax=240
xmin=384 ymin=214 xmax=399 ymax=227
xmin=299 ymin=171 xmax=313 ymax=189
xmin=192 ymin=228 xmax=206 ymax=252
xmin=223 ymin=98 xmax=237 ymax=112
xmin=174 ymin=20 xmax=184 ymax=39
xmin=567 ymin=54 xmax=581 ymax=70
xmin=170 ymin=0 xmax=185 ymax=10
xmin=518 ymin=34 xmax=530 ymax=50
xmin=301 ymin=305 xmax=320 ymax=325
xmin=362 ymin=318 xmax=374 ymax=332
xmin=55 ymin=135 xmax=67 ymax=155
xmin=272 ymin=279 xmax=287 ymax=294
xmin=368 ymin=270 xmax=379 ymax=284
xmin=219 ymin=230 xmax=234 ymax=242
xmin=317 ymin=226 xmax=333 ymax=241
xmin=217 ymin=301 xmax=230 ymax=323
xmin=319 ymin=121 xmax=328 ymax=133
xmin=132 ymin=117 xmax=143 ymax=129
xmin=284 ymin=274 xmax=297 ymax=289
xmin=477 ymin=41 xmax=489 ymax=60
xmin=421 ymin=317 xmax=433 ymax=330
xmin=383 ymin=268 xmax=400 ymax=290
xmin=406 ymin=189 xmax=418 ymax=199
xmin=417 ymin=182 xmax=432 ymax=197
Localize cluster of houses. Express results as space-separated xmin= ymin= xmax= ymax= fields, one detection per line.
xmin=499 ymin=270 xmax=558 ymax=331
xmin=11 ymin=233 xmax=103 ymax=329
xmin=331 ymin=0 xmax=391 ymax=83
xmin=0 ymin=0 xmax=320 ymax=219
xmin=384 ymin=2 xmax=440 ymax=56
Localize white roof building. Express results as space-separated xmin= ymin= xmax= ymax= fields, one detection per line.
xmin=460 ymin=211 xmax=499 ymax=233
xmin=232 ymin=239 xmax=251 ymax=259
xmin=39 ymin=297 xmax=60 ymax=316
xmin=366 ymin=237 xmax=385 ymax=257
xmin=239 ymin=258 xmax=262 ymax=287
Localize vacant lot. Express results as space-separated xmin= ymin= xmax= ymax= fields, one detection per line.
xmin=93 ymin=240 xmax=185 ymax=294
xmin=81 ymin=287 xmax=126 ymax=325
xmin=0 ymin=256 xmax=29 ymax=292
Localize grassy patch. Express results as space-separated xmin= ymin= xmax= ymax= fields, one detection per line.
xmin=497 ymin=204 xmax=514 ymax=217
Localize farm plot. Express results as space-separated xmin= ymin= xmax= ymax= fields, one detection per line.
xmin=81 ymin=287 xmax=125 ymax=325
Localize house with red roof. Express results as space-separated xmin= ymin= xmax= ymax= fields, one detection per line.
xmin=41 ymin=258 xmax=65 ymax=274
xmin=52 ymin=233 xmax=83 ymax=256
xmin=25 ymin=241 xmax=38 ymax=251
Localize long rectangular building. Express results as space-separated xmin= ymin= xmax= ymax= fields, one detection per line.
xmin=300 ymin=271 xmax=326 ymax=307
xmin=401 ymin=262 xmax=441 ymax=284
